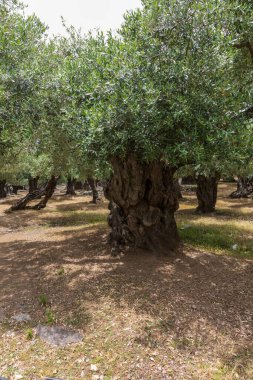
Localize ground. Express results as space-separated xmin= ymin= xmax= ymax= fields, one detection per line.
xmin=0 ymin=183 xmax=252 ymax=380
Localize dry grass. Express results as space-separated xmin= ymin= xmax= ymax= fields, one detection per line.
xmin=0 ymin=184 xmax=252 ymax=380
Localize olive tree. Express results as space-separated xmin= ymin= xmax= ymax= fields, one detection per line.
xmin=65 ymin=0 xmax=250 ymax=253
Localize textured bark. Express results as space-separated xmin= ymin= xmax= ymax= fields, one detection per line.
xmin=32 ymin=176 xmax=58 ymax=210
xmin=105 ymin=156 xmax=179 ymax=254
xmin=229 ymin=176 xmax=253 ymax=198
xmin=8 ymin=176 xmax=58 ymax=212
xmin=87 ymin=177 xmax=99 ymax=204
xmin=181 ymin=176 xmax=196 ymax=185
xmin=12 ymin=185 xmax=25 ymax=195
xmin=66 ymin=177 xmax=76 ymax=195
xmin=28 ymin=176 xmax=39 ymax=193
xmin=196 ymin=174 xmax=220 ymax=213
xmin=0 ymin=180 xmax=7 ymax=198
xmin=75 ymin=181 xmax=83 ymax=190
xmin=83 ymin=181 xmax=90 ymax=191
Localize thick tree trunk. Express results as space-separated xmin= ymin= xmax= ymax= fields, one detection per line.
xmin=105 ymin=156 xmax=179 ymax=254
xmin=83 ymin=181 xmax=90 ymax=191
xmin=0 ymin=180 xmax=7 ymax=198
xmin=66 ymin=177 xmax=76 ymax=195
xmin=28 ymin=176 xmax=39 ymax=193
xmin=229 ymin=176 xmax=253 ymax=198
xmin=196 ymin=174 xmax=220 ymax=213
xmin=75 ymin=181 xmax=83 ymax=190
xmin=12 ymin=185 xmax=24 ymax=195
xmin=87 ymin=177 xmax=99 ymax=204
xmin=7 ymin=176 xmax=58 ymax=212
xmin=181 ymin=175 xmax=196 ymax=185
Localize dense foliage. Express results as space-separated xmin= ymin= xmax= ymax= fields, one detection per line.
xmin=0 ymin=0 xmax=253 ymax=247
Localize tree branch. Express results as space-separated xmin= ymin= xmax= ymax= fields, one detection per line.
xmin=233 ymin=41 xmax=253 ymax=64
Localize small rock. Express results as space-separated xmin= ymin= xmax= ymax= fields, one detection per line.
xmin=36 ymin=325 xmax=82 ymax=347
xmin=232 ymin=244 xmax=238 ymax=250
xmin=90 ymin=364 xmax=98 ymax=372
xmin=180 ymin=224 xmax=191 ymax=230
xmin=14 ymin=375 xmax=23 ymax=380
xmin=11 ymin=313 xmax=31 ymax=324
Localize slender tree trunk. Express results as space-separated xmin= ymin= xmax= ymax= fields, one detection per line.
xmin=32 ymin=176 xmax=58 ymax=210
xmin=229 ymin=176 xmax=253 ymax=198
xmin=87 ymin=177 xmax=99 ymax=204
xmin=66 ymin=177 xmax=76 ymax=195
xmin=28 ymin=176 xmax=39 ymax=193
xmin=105 ymin=155 xmax=179 ymax=254
xmin=196 ymin=174 xmax=220 ymax=213
xmin=7 ymin=176 xmax=58 ymax=212
xmin=0 ymin=180 xmax=7 ymax=198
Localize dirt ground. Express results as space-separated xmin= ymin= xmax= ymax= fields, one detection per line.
xmin=0 ymin=184 xmax=252 ymax=380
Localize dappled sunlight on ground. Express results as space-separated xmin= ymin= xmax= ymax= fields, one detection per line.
xmin=0 ymin=185 xmax=252 ymax=379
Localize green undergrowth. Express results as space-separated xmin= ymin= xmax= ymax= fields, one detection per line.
xmin=177 ymin=219 xmax=253 ymax=258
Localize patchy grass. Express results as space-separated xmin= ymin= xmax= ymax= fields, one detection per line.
xmin=177 ymin=220 xmax=253 ymax=258
xmin=177 ymin=183 xmax=253 ymax=259
xmin=0 ymin=187 xmax=252 ymax=379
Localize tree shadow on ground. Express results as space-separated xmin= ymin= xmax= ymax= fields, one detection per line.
xmin=0 ymin=229 xmax=252 ymax=343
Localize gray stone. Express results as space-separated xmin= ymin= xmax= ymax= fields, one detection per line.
xmin=36 ymin=325 xmax=82 ymax=347
xmin=11 ymin=313 xmax=31 ymax=323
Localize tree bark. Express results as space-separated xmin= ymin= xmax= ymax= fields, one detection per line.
xmin=196 ymin=174 xmax=220 ymax=213
xmin=87 ymin=177 xmax=99 ymax=204
xmin=75 ymin=181 xmax=83 ymax=190
xmin=28 ymin=176 xmax=39 ymax=193
xmin=83 ymin=181 xmax=90 ymax=191
xmin=12 ymin=185 xmax=24 ymax=195
xmin=32 ymin=176 xmax=58 ymax=209
xmin=0 ymin=180 xmax=7 ymax=198
xmin=105 ymin=156 xmax=180 ymax=254
xmin=66 ymin=177 xmax=76 ymax=195
xmin=229 ymin=176 xmax=253 ymax=198
xmin=7 ymin=176 xmax=58 ymax=212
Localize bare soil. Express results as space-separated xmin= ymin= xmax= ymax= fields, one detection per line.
xmin=0 ymin=184 xmax=252 ymax=380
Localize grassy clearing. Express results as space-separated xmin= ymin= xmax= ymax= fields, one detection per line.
xmin=177 ymin=218 xmax=253 ymax=258
xmin=176 ymin=183 xmax=253 ymax=259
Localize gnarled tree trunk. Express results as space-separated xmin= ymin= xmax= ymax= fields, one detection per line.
xmin=229 ymin=176 xmax=253 ymax=198
xmin=196 ymin=174 xmax=220 ymax=213
xmin=0 ymin=180 xmax=7 ymax=198
xmin=105 ymin=156 xmax=179 ymax=254
xmin=66 ymin=177 xmax=76 ymax=195
xmin=28 ymin=176 xmax=39 ymax=193
xmin=87 ymin=177 xmax=99 ymax=204
xmin=7 ymin=176 xmax=58 ymax=212
xmin=32 ymin=176 xmax=58 ymax=210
